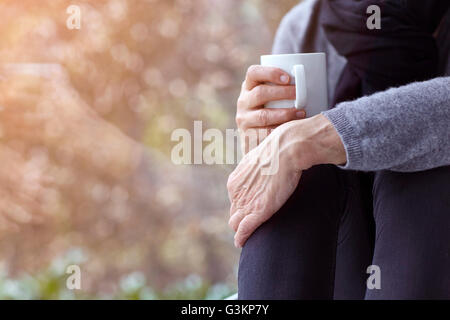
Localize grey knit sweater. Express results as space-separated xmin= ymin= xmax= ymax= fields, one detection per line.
xmin=273 ymin=0 xmax=450 ymax=172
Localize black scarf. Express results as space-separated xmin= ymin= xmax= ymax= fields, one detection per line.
xmin=320 ymin=0 xmax=449 ymax=105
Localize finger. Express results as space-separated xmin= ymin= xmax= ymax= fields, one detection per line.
xmin=238 ymin=107 xmax=305 ymax=130
xmin=245 ymin=65 xmax=290 ymax=90
xmin=247 ymin=85 xmax=296 ymax=109
xmin=229 ymin=201 xmax=237 ymax=217
xmin=234 ymin=213 xmax=263 ymax=248
xmin=227 ymin=171 xmax=238 ymax=205
xmin=228 ymin=209 xmax=246 ymax=232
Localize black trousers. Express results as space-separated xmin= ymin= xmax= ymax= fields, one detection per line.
xmin=238 ymin=165 xmax=450 ymax=299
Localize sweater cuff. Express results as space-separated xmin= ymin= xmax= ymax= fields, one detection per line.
xmin=321 ymin=107 xmax=363 ymax=170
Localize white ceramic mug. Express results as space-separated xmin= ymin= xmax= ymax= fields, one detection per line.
xmin=260 ymin=53 xmax=328 ymax=117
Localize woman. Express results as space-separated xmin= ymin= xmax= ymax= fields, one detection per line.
xmin=228 ymin=0 xmax=450 ymax=299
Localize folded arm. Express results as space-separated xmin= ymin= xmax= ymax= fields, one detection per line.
xmin=228 ymin=77 xmax=450 ymax=247
xmin=323 ymin=77 xmax=450 ymax=172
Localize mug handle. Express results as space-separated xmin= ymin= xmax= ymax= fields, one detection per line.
xmin=292 ymin=64 xmax=307 ymax=109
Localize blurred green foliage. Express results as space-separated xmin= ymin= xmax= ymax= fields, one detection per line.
xmin=0 ymin=249 xmax=235 ymax=300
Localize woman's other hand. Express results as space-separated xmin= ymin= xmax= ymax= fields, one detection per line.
xmin=236 ymin=65 xmax=306 ymax=153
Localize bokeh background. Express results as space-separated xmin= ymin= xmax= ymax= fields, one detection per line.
xmin=0 ymin=0 xmax=298 ymax=299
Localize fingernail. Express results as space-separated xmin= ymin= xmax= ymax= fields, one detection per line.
xmin=296 ymin=110 xmax=306 ymax=118
xmin=280 ymin=75 xmax=289 ymax=84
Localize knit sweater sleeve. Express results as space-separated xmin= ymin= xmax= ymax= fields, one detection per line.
xmin=322 ymin=77 xmax=450 ymax=172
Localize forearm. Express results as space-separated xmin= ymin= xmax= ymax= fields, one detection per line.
xmin=322 ymin=77 xmax=450 ymax=172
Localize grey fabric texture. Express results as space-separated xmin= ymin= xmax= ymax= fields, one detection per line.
xmin=272 ymin=0 xmax=450 ymax=172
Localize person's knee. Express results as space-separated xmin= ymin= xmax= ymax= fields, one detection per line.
xmin=243 ymin=164 xmax=348 ymax=248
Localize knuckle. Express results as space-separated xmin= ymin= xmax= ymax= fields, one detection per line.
xmin=253 ymin=85 xmax=262 ymax=98
xmin=237 ymin=95 xmax=247 ymax=109
xmin=228 ymin=219 xmax=238 ymax=232
xmin=254 ymin=86 xmax=264 ymax=104
xmin=239 ymin=221 xmax=252 ymax=236
xmin=258 ymin=109 xmax=268 ymax=126
xmin=247 ymin=65 xmax=259 ymax=78
xmin=235 ymin=114 xmax=244 ymax=128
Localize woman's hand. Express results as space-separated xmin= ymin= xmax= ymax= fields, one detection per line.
xmin=236 ymin=65 xmax=306 ymax=153
xmin=227 ymin=114 xmax=346 ymax=248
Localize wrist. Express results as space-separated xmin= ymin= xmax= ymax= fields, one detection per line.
xmin=289 ymin=114 xmax=347 ymax=168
